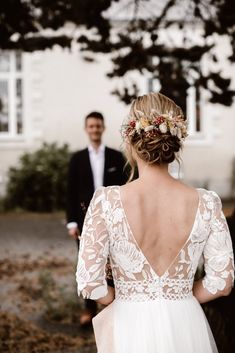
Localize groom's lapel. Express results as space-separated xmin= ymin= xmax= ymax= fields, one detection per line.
xmin=83 ymin=148 xmax=94 ymax=191
xmin=103 ymin=147 xmax=111 ymax=186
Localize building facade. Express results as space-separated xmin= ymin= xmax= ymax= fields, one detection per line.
xmin=0 ymin=41 xmax=235 ymax=198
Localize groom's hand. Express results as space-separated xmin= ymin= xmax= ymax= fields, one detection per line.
xmin=68 ymin=227 xmax=80 ymax=240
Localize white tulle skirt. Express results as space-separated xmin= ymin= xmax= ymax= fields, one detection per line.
xmin=92 ymin=296 xmax=218 ymax=353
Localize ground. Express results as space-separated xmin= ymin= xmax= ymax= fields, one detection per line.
xmin=0 ymin=204 xmax=234 ymax=353
xmin=0 ymin=211 xmax=98 ymax=353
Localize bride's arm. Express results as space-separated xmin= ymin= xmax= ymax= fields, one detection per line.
xmin=193 ymin=192 xmax=234 ymax=304
xmin=96 ymin=286 xmax=115 ymax=305
xmin=76 ymin=187 xmax=115 ymax=302
xmin=193 ymin=278 xmax=232 ymax=304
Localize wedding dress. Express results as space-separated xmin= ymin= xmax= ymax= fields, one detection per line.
xmin=76 ymin=185 xmax=234 ymax=353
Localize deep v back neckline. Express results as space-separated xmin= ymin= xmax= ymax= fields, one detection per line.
xmin=117 ymin=185 xmax=201 ymax=279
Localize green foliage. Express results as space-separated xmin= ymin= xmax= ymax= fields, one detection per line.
xmin=4 ymin=142 xmax=70 ymax=212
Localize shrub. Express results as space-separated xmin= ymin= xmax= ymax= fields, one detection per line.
xmin=4 ymin=142 xmax=71 ymax=212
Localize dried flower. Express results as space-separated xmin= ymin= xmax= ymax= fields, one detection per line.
xmin=136 ymin=121 xmax=142 ymax=133
xmin=159 ymin=123 xmax=167 ymax=133
xmin=144 ymin=125 xmax=155 ymax=132
xmin=121 ymin=110 xmax=188 ymax=141
xmin=140 ymin=117 xmax=150 ymax=128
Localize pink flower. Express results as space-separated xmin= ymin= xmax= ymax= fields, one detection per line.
xmin=154 ymin=116 xmax=165 ymax=125
xmin=129 ymin=120 xmax=136 ymax=128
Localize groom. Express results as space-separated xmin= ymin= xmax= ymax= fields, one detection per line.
xmin=66 ymin=111 xmax=127 ymax=326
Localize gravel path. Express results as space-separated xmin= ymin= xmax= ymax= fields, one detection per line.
xmin=0 ymin=211 xmax=97 ymax=353
xmin=0 ymin=212 xmax=76 ymax=259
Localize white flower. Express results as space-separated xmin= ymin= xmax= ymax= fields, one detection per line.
xmin=177 ymin=128 xmax=182 ymax=139
xmin=135 ymin=121 xmax=142 ymax=133
xmin=159 ymin=123 xmax=167 ymax=133
xmin=144 ymin=125 xmax=154 ymax=132
xmin=112 ymin=240 xmax=145 ymax=273
xmin=170 ymin=126 xmax=177 ymax=136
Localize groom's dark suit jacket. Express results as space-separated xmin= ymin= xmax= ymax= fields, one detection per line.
xmin=66 ymin=146 xmax=127 ymax=232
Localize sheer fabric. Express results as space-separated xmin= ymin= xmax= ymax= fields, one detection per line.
xmin=76 ymin=186 xmax=234 ymax=301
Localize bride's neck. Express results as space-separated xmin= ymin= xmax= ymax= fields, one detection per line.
xmin=137 ymin=159 xmax=171 ymax=184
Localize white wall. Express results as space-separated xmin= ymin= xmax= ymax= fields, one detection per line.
xmin=38 ymin=46 xmax=150 ymax=151
xmin=182 ymin=34 xmax=235 ymax=195
xmin=0 ymin=39 xmax=235 ymax=198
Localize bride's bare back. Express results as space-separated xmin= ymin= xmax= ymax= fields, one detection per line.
xmin=119 ymin=178 xmax=199 ymax=277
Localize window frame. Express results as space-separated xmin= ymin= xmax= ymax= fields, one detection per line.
xmin=186 ymin=85 xmax=203 ymax=137
xmin=0 ymin=51 xmax=24 ymax=139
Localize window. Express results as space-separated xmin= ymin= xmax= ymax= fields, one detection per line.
xmin=0 ymin=51 xmax=23 ymax=137
xmin=186 ymin=85 xmax=202 ymax=136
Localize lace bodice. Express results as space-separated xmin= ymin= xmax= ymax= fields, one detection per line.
xmin=76 ymin=186 xmax=234 ymax=301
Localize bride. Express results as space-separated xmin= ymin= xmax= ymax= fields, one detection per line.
xmin=76 ymin=92 xmax=234 ymax=353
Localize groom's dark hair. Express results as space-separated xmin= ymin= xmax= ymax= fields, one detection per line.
xmin=85 ymin=111 xmax=104 ymax=124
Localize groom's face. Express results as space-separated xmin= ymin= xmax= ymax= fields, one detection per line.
xmin=85 ymin=117 xmax=105 ymax=143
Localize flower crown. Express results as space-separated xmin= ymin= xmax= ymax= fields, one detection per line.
xmin=121 ymin=109 xmax=188 ymax=141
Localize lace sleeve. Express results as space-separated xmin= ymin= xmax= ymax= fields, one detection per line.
xmin=76 ymin=187 xmax=109 ymax=300
xmin=202 ymin=191 xmax=234 ymax=294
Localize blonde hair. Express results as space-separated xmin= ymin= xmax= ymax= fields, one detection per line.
xmin=124 ymin=92 xmax=185 ymax=181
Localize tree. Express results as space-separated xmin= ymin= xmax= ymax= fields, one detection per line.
xmin=0 ymin=0 xmax=235 ymax=108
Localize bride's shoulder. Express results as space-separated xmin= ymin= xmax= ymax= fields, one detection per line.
xmin=179 ymin=183 xmax=221 ymax=203
xmin=187 ymin=187 xmax=222 ymax=215
xmin=118 ymin=180 xmax=139 ymax=196
xmin=174 ymin=181 xmax=198 ymax=196
xmin=197 ymin=187 xmax=222 ymax=207
xmin=177 ymin=181 xmax=215 ymax=195
xmin=97 ymin=185 xmax=121 ymax=201
xmin=196 ymin=186 xmax=220 ymax=199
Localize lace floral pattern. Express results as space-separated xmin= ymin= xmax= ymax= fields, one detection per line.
xmin=201 ymin=191 xmax=234 ymax=294
xmin=76 ymin=188 xmax=109 ymax=299
xmin=76 ymin=186 xmax=234 ymax=301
